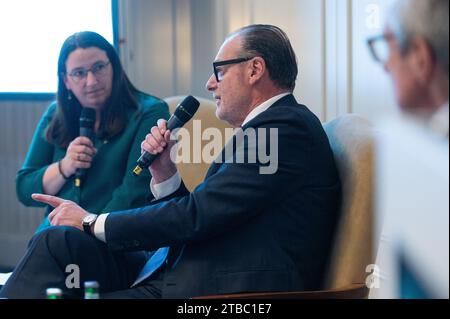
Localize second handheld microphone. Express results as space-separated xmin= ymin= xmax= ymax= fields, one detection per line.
xmin=74 ymin=107 xmax=96 ymax=187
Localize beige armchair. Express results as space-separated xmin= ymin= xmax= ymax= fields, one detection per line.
xmin=163 ymin=96 xmax=232 ymax=191
xmin=194 ymin=114 xmax=375 ymax=299
xmin=322 ymin=114 xmax=374 ymax=293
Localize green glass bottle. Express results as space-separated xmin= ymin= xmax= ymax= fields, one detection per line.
xmin=84 ymin=281 xmax=100 ymax=299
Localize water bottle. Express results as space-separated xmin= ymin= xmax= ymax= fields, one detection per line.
xmin=46 ymin=288 xmax=63 ymax=299
xmin=84 ymin=281 xmax=100 ymax=299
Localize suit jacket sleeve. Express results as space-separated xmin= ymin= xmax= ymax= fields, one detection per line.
xmin=104 ymin=107 xmax=313 ymax=252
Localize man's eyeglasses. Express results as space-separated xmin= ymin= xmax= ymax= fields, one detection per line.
xmin=213 ymin=57 xmax=256 ymax=82
xmin=367 ymin=34 xmax=394 ymax=64
xmin=67 ymin=61 xmax=111 ymax=84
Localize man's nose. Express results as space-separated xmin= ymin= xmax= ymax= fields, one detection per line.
xmin=206 ymin=74 xmax=217 ymax=92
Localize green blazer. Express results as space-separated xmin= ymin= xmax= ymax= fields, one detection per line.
xmin=16 ymin=93 xmax=170 ymax=232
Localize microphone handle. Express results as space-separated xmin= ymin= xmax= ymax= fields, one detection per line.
xmin=166 ymin=114 xmax=184 ymax=131
xmin=79 ymin=127 xmax=94 ymax=139
xmin=74 ymin=128 xmax=94 ymax=186
xmin=136 ymin=152 xmax=158 ymax=169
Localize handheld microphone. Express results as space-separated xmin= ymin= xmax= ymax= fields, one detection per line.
xmin=133 ymin=95 xmax=200 ymax=176
xmin=74 ymin=107 xmax=96 ymax=187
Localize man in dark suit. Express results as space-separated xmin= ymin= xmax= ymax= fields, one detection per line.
xmin=0 ymin=24 xmax=340 ymax=299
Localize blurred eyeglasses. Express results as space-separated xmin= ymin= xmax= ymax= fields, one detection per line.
xmin=367 ymin=34 xmax=394 ymax=64
xmin=68 ymin=61 xmax=111 ymax=84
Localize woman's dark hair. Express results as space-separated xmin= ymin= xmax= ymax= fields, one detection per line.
xmin=46 ymin=31 xmax=140 ymax=147
xmin=232 ymin=24 xmax=298 ymax=92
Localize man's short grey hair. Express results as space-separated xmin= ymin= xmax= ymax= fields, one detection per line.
xmin=229 ymin=24 xmax=298 ymax=92
xmin=387 ymin=0 xmax=449 ymax=76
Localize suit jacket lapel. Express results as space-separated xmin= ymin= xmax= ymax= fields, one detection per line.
xmin=205 ymin=94 xmax=297 ymax=179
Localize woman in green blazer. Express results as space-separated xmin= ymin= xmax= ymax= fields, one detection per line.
xmin=16 ymin=31 xmax=170 ymax=232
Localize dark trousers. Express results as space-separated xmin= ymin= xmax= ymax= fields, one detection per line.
xmin=0 ymin=226 xmax=162 ymax=299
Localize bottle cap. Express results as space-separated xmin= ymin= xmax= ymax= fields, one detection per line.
xmin=84 ymin=281 xmax=99 ymax=289
xmin=46 ymin=288 xmax=63 ymax=299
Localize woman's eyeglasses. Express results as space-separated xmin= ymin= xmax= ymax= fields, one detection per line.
xmin=67 ymin=61 xmax=111 ymax=84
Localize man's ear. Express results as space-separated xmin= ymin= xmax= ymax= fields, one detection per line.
xmin=248 ymin=57 xmax=266 ymax=85
xmin=409 ymin=37 xmax=435 ymax=86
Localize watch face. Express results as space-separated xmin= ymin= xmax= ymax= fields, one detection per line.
xmin=84 ymin=214 xmax=96 ymax=224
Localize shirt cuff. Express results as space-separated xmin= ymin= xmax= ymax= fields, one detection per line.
xmin=150 ymin=172 xmax=181 ymax=200
xmin=93 ymin=213 xmax=109 ymax=243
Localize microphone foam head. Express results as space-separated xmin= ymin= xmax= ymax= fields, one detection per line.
xmin=174 ymin=96 xmax=200 ymax=124
xmin=80 ymin=107 xmax=96 ymax=129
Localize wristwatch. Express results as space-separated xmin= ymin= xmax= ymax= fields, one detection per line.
xmin=82 ymin=214 xmax=98 ymax=235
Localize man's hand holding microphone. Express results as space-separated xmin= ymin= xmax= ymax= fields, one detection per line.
xmin=133 ymin=95 xmax=200 ymax=178
xmin=141 ymin=119 xmax=178 ymax=184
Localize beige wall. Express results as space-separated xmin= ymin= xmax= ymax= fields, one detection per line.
xmin=0 ymin=100 xmax=49 ymax=268
xmin=118 ymin=0 xmax=398 ymax=122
